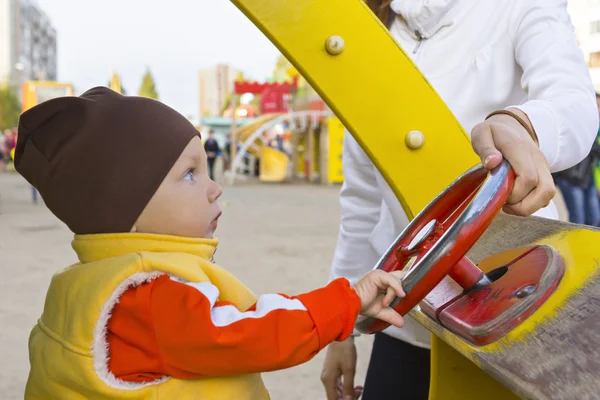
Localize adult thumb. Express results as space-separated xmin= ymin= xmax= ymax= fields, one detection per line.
xmin=471 ymin=123 xmax=502 ymax=169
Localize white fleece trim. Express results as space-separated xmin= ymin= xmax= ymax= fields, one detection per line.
xmin=92 ymin=271 xmax=170 ymax=390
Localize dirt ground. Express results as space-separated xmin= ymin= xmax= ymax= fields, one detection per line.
xmin=0 ymin=171 xmax=374 ymax=399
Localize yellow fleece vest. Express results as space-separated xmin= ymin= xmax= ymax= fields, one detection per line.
xmin=25 ymin=233 xmax=270 ymax=400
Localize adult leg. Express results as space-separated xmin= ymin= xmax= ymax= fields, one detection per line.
xmin=584 ymin=180 xmax=600 ymax=227
xmin=207 ymin=157 xmax=216 ymax=181
xmin=362 ymin=333 xmax=430 ymax=400
xmin=555 ymin=179 xmax=585 ymax=225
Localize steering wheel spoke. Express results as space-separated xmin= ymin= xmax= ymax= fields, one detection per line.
xmin=396 ymin=245 xmax=419 ymax=262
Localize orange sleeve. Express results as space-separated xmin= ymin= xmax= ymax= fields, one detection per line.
xmin=107 ymin=275 xmax=360 ymax=381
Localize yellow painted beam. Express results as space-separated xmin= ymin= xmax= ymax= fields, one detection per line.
xmin=429 ymin=336 xmax=519 ymax=400
xmin=229 ymin=0 xmax=479 ymax=219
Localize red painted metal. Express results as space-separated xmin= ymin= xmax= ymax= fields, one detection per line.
xmin=234 ymin=76 xmax=299 ymax=94
xmin=421 ymin=246 xmax=538 ymax=322
xmin=448 ymin=257 xmax=484 ymax=291
xmin=420 ymin=275 xmax=464 ymax=321
xmin=260 ymin=87 xmax=289 ymax=113
xmin=437 ymin=246 xmax=565 ymax=345
xmin=373 ymin=166 xmax=515 ymax=324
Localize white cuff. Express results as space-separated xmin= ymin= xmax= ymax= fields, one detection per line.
xmin=508 ymin=101 xmax=560 ymax=169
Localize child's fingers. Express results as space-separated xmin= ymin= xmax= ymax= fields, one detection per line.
xmin=375 ymin=307 xmax=405 ymax=328
xmin=390 ymin=270 xmax=407 ymax=280
xmin=382 ymin=286 xmax=396 ymax=307
xmin=377 ymin=270 xmax=405 ymax=297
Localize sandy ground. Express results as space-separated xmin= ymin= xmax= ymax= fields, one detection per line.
xmin=0 ymin=171 xmax=374 ymax=399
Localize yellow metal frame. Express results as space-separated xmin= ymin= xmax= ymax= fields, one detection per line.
xmin=326 ymin=117 xmax=345 ymax=183
xmin=231 ymin=0 xmax=479 ymax=220
xmin=230 ymin=0 xmax=600 ymax=399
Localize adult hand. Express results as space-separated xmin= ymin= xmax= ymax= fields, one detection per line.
xmin=321 ymin=338 xmax=362 ymax=400
xmin=471 ymin=108 xmax=555 ymax=216
xmin=321 ymin=269 xmax=405 ymax=400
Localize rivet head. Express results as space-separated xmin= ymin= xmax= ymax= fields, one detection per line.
xmin=405 ymin=130 xmax=425 ymax=149
xmin=516 ymin=285 xmax=536 ymax=298
xmin=325 ymin=36 xmax=345 ymax=55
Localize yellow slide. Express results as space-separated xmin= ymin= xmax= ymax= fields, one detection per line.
xmin=259 ymin=146 xmax=289 ymax=182
xmin=235 ymin=113 xmax=290 ymax=182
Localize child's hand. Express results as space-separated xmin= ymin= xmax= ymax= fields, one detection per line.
xmin=353 ymin=270 xmax=406 ymax=328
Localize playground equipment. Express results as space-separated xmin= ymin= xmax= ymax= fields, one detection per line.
xmin=22 ymin=81 xmax=74 ymax=113
xmin=227 ymin=113 xmax=286 ymax=183
xmin=109 ymin=71 xmax=123 ymax=94
xmin=228 ymin=110 xmax=333 ymax=184
xmin=230 ymin=0 xmax=600 ymax=399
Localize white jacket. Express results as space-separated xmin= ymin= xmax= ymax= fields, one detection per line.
xmin=329 ymin=0 xmax=599 ymax=349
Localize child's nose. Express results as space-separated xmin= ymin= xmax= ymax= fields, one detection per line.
xmin=209 ymin=181 xmax=223 ymax=202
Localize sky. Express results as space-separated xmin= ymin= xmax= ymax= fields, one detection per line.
xmin=35 ymin=0 xmax=281 ymax=123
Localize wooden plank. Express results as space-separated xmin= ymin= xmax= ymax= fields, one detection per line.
xmin=413 ymin=215 xmax=600 ymax=399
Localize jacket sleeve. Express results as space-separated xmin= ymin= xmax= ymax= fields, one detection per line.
xmin=508 ymin=0 xmax=599 ymax=173
xmin=329 ymin=131 xmax=383 ymax=286
xmin=109 ymin=275 xmax=360 ymax=379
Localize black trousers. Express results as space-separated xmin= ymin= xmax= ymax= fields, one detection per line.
xmin=207 ymin=157 xmax=216 ymax=181
xmin=362 ymin=333 xmax=431 ymax=400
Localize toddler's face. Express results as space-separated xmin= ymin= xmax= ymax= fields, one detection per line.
xmin=134 ymin=136 xmax=223 ymax=238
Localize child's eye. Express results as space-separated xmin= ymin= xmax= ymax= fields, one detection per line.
xmin=183 ymin=169 xmax=196 ymax=182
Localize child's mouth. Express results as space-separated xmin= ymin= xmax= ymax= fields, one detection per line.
xmin=210 ymin=212 xmax=222 ymax=230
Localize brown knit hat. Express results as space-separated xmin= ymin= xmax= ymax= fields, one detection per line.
xmin=15 ymin=86 xmax=200 ymax=234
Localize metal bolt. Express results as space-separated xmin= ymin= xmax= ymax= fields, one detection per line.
xmin=325 ymin=36 xmax=345 ymax=55
xmin=406 ymin=130 xmax=425 ymax=149
xmin=516 ymin=285 xmax=536 ymax=298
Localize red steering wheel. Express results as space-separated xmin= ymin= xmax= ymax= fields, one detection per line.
xmin=356 ymin=160 xmax=515 ymax=334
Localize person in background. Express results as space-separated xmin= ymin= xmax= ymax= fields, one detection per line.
xmin=224 ymin=136 xmax=232 ymax=172
xmin=275 ymin=133 xmax=284 ymax=152
xmin=3 ymin=129 xmax=17 ymax=162
xmin=594 ymin=96 xmax=600 ymax=197
xmin=203 ymin=129 xmax=220 ymax=181
xmin=0 ymin=133 xmax=6 ymax=172
xmin=595 ymin=141 xmax=600 ymax=197
xmin=10 ymin=129 xmax=17 ymax=161
xmin=553 ymin=92 xmax=600 ymax=227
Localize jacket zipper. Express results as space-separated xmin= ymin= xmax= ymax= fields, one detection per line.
xmin=413 ymin=30 xmax=424 ymax=54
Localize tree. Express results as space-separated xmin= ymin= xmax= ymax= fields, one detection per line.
xmin=272 ymin=54 xmax=293 ymax=83
xmin=106 ymin=80 xmax=128 ymax=95
xmin=106 ymin=80 xmax=127 ymax=95
xmin=0 ymin=85 xmax=21 ymax=130
xmin=138 ymin=68 xmax=159 ymax=100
